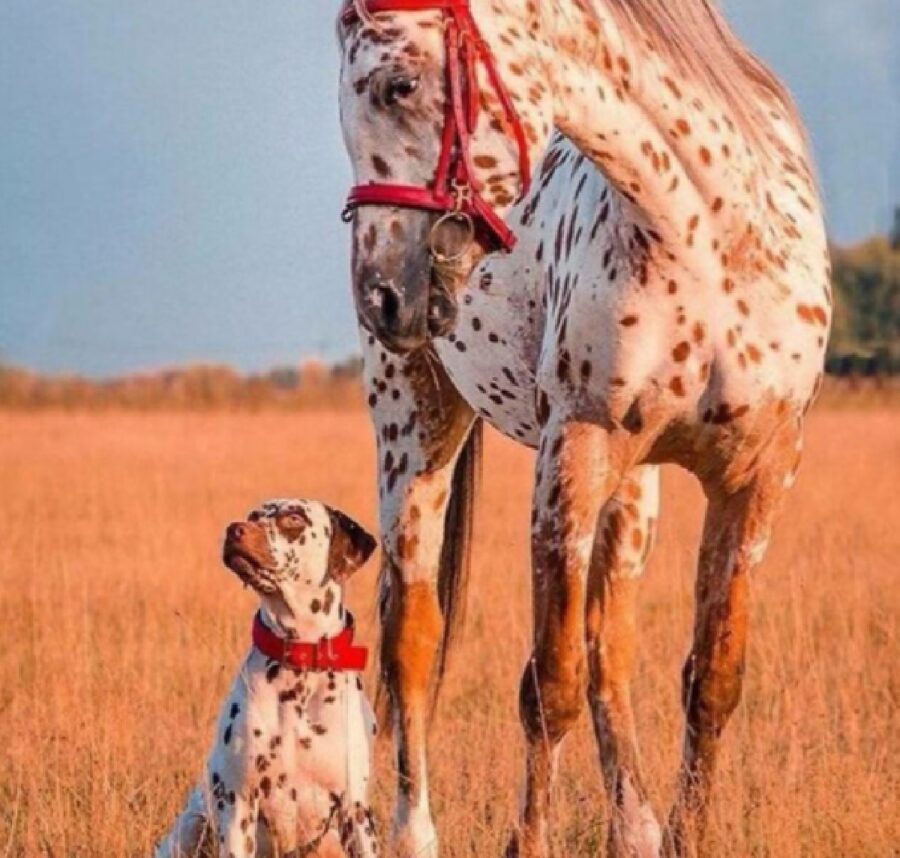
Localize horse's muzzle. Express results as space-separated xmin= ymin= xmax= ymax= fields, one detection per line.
xmin=357 ymin=266 xmax=458 ymax=354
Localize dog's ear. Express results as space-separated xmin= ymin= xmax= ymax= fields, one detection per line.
xmin=327 ymin=508 xmax=377 ymax=582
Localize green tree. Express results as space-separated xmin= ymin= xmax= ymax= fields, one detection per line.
xmin=830 ymin=236 xmax=900 ymax=365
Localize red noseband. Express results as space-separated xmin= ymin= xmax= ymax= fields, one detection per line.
xmin=340 ymin=0 xmax=531 ymax=252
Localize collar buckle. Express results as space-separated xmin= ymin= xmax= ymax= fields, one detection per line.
xmin=315 ymin=634 xmax=339 ymax=671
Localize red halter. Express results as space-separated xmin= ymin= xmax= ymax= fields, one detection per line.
xmin=340 ymin=0 xmax=531 ymax=251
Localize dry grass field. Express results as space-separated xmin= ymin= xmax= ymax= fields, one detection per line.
xmin=1 ymin=409 xmax=898 ymax=856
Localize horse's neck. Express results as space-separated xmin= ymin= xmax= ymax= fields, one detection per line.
xmin=533 ymin=2 xmax=811 ymax=273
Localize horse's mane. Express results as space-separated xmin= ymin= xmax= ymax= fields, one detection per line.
xmin=596 ymin=0 xmax=804 ymax=148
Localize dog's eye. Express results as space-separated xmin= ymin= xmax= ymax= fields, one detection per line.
xmin=382 ymin=74 xmax=419 ymax=107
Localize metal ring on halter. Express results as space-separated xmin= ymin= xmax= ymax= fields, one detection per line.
xmin=428 ymin=210 xmax=475 ymax=264
xmin=341 ymin=206 xmax=355 ymax=224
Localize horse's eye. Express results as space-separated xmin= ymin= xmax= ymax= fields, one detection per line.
xmin=383 ymin=74 xmax=419 ymax=106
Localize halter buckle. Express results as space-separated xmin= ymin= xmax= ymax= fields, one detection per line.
xmin=449 ymin=179 xmax=472 ymax=212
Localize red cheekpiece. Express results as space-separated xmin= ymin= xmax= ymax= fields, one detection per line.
xmin=341 ymin=0 xmax=532 ymax=250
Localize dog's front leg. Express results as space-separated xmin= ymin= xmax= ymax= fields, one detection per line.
xmin=340 ymin=683 xmax=379 ymax=858
xmin=217 ymin=795 xmax=259 ymax=858
xmin=154 ymin=786 xmax=211 ymax=857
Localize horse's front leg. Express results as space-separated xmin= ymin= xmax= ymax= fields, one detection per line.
xmin=364 ymin=339 xmax=480 ymax=858
xmin=510 ymin=414 xmax=620 ymax=858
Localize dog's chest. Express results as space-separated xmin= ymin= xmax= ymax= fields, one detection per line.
xmin=210 ymin=653 xmax=372 ymax=799
xmin=252 ymin=663 xmax=355 ymax=778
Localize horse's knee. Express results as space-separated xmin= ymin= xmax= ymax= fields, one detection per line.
xmin=519 ymin=652 xmax=587 ymax=743
xmin=381 ymin=577 xmax=443 ymax=704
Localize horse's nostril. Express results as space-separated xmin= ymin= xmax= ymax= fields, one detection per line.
xmin=379 ymin=286 xmax=400 ymax=326
xmin=367 ymin=278 xmax=401 ymax=328
xmin=228 ymin=523 xmax=246 ymax=541
xmin=358 ymin=268 xmax=430 ymax=351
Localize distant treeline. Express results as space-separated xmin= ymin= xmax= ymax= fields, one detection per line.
xmin=0 ymin=359 xmax=365 ymax=410
xmin=1 ymin=234 xmax=897 ymax=409
xmin=828 ymin=235 xmax=899 ymax=375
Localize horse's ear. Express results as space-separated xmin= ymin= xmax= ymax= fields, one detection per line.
xmin=327 ymin=508 xmax=377 ymax=581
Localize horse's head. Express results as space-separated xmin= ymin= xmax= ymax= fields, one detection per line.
xmin=338 ymin=1 xmax=551 ymax=353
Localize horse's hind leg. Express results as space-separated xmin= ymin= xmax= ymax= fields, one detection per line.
xmin=585 ymin=465 xmax=662 ymax=858
xmin=667 ymin=420 xmax=802 ymax=857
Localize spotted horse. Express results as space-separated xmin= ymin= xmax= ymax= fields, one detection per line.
xmin=337 ymin=1 xmax=830 ymax=856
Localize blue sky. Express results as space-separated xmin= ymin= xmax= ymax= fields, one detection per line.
xmin=1 ymin=1 xmax=896 ymax=376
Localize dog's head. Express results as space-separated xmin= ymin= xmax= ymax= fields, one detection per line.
xmin=222 ymin=499 xmax=376 ymax=603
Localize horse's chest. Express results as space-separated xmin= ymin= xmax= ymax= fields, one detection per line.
xmin=434 ymin=274 xmax=543 ymax=448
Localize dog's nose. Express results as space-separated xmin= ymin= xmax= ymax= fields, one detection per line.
xmin=226 ymin=522 xmax=247 ymax=542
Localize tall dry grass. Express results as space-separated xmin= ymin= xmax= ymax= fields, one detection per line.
xmin=1 ymin=410 xmax=897 ymax=856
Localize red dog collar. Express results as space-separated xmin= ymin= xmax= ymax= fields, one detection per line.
xmin=252 ymin=611 xmax=369 ymax=672
xmin=341 ymin=0 xmax=531 ymax=251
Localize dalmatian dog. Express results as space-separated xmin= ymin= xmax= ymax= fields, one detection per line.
xmin=154 ymin=498 xmax=380 ymax=858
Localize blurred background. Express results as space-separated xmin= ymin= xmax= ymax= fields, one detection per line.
xmin=0 ymin=0 xmax=897 ymax=403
